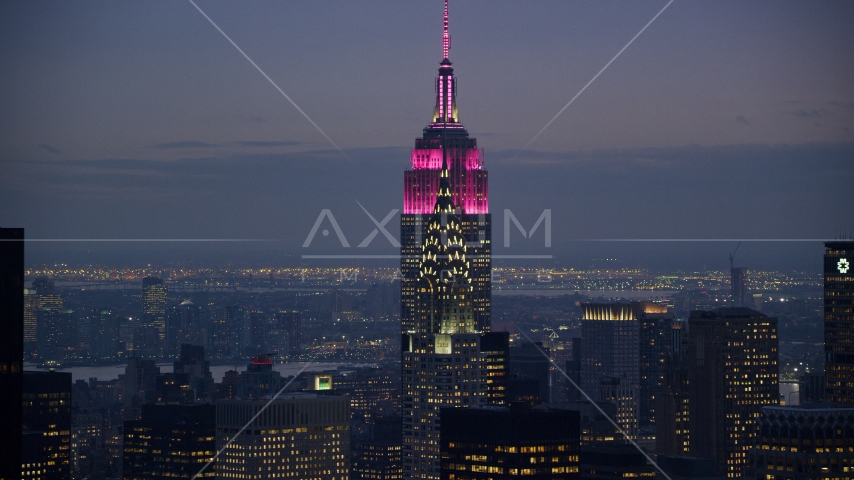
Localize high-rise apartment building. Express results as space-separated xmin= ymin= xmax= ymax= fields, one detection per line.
xmin=824 ymin=240 xmax=854 ymax=407
xmin=215 ymin=393 xmax=350 ymax=480
xmin=0 ymin=226 xmax=24 ymax=480
xmin=22 ymin=371 xmax=72 ymax=480
xmin=123 ymin=404 xmax=216 ymax=479
xmin=658 ymin=308 xmax=778 ymax=477
xmin=400 ymin=3 xmax=496 ymax=479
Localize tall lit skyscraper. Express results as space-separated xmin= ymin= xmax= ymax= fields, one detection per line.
xmin=141 ymin=277 xmax=166 ymax=352
xmin=400 ymin=0 xmax=490 ymax=335
xmin=580 ymin=302 xmax=668 ymax=437
xmin=400 ymin=4 xmax=495 ymax=478
xmin=658 ymin=308 xmax=778 ymax=477
xmin=0 ymin=226 xmax=24 ymax=480
xmin=824 ymin=240 xmax=854 ymax=407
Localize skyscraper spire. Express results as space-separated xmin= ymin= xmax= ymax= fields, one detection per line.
xmin=443 ymin=0 xmax=450 ymax=60
xmin=432 ymin=0 xmax=459 ymax=125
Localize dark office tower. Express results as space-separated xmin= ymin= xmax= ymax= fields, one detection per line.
xmin=439 ymin=405 xmax=581 ymax=479
xmin=280 ymin=311 xmax=302 ymax=353
xmin=122 ymin=357 xmax=160 ymax=421
xmin=509 ymin=340 xmax=551 ymax=403
xmin=824 ymin=240 xmax=854 ymax=407
xmin=236 ymin=354 xmax=286 ymax=399
xmin=216 ymin=393 xmax=350 ymax=480
xmin=122 ymin=404 xmax=215 ymax=480
xmin=656 ymin=320 xmax=690 ymax=458
xmin=580 ymin=303 xmax=667 ymax=437
xmin=678 ymin=308 xmax=778 ymax=478
xmin=90 ymin=308 xmax=120 ymax=361
xmin=37 ymin=308 xmax=76 ymax=362
xmin=798 ymin=372 xmax=825 ymax=404
xmin=0 ymin=227 xmax=24 ymax=480
xmin=165 ymin=300 xmax=205 ymax=358
xmin=731 ymin=267 xmax=748 ymax=307
xmin=247 ymin=309 xmax=270 ymax=355
xmin=481 ymin=331 xmax=510 ymax=406
xmin=578 ymin=445 xmax=656 ymax=479
xmin=141 ymin=277 xmax=166 ymax=352
xmin=207 ymin=306 xmax=229 ymax=360
xmin=748 ymin=405 xmax=854 ymax=479
xmin=565 ymin=338 xmax=582 ymax=403
xmin=352 ymin=415 xmax=403 ymax=480
xmin=172 ymin=344 xmax=213 ymax=401
xmin=400 ymin=0 xmax=490 ymax=336
xmin=225 ymin=305 xmax=246 ymax=357
xmin=637 ymin=305 xmax=674 ymax=431
xmin=32 ymin=276 xmax=53 ymax=296
xmin=22 ymin=371 xmax=72 ymax=480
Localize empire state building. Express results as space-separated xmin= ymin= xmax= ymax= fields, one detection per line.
xmin=400 ymin=3 xmax=503 ymax=479
xmin=400 ymin=0 xmax=491 ymax=336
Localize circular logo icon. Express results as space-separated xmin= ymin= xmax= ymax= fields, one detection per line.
xmin=839 ymin=258 xmax=850 ymax=274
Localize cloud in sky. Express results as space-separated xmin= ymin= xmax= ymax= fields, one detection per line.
xmin=790 ymin=109 xmax=824 ymax=119
xmin=38 ymin=144 xmax=60 ymax=154
xmin=2 ymin=2 xmax=853 ymax=269
xmin=153 ymin=141 xmax=218 ymax=150
xmin=229 ymin=140 xmax=306 ymax=148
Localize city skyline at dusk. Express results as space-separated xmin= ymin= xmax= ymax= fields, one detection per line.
xmin=4 ymin=3 xmax=854 ymax=478
xmin=1 ymin=1 xmax=853 ymax=273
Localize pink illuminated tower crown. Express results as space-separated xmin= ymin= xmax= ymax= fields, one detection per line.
xmin=403 ymin=0 xmax=488 ymax=216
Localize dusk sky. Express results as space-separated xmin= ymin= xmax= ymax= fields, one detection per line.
xmin=2 ymin=1 xmax=853 ymax=269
